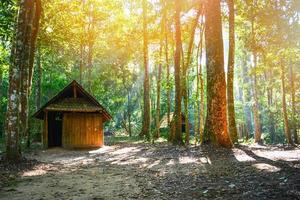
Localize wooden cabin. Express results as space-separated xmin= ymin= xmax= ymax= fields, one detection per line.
xmin=34 ymin=80 xmax=112 ymax=149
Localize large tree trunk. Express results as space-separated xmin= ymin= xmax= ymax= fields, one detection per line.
xmin=203 ymin=0 xmax=232 ymax=148
xmin=140 ymin=0 xmax=151 ymax=141
xmin=19 ymin=0 xmax=35 ymax=140
xmin=173 ymin=0 xmax=183 ymax=145
xmin=226 ymin=0 xmax=238 ymax=144
xmin=6 ymin=0 xmax=41 ymax=160
xmin=6 ymin=1 xmax=30 ymax=160
xmin=290 ymin=66 xmax=298 ymax=144
xmin=281 ymin=64 xmax=293 ymax=145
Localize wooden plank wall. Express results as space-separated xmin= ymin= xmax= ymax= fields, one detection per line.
xmin=43 ymin=111 xmax=48 ymax=148
xmin=62 ymin=113 xmax=103 ymax=148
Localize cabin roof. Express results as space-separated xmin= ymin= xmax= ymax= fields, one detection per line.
xmin=33 ymin=80 xmax=112 ymax=121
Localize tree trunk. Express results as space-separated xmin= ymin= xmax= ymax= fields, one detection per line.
xmin=290 ymin=66 xmax=298 ymax=144
xmin=173 ymin=0 xmax=183 ymax=145
xmin=127 ymin=92 xmax=132 ymax=137
xmin=182 ymin=5 xmax=202 ymax=145
xmin=164 ymin=3 xmax=172 ymax=141
xmin=203 ymin=0 xmax=232 ymax=148
xmin=6 ymin=0 xmax=41 ymax=160
xmin=35 ymin=46 xmax=42 ymax=143
xmin=20 ymin=0 xmax=35 ymax=141
xmin=36 ymin=47 xmax=42 ymax=110
xmin=6 ymin=1 xmax=30 ymax=160
xmin=252 ymin=53 xmax=262 ymax=143
xmin=266 ymin=70 xmax=275 ymax=143
xmin=155 ymin=2 xmax=165 ymax=139
xmin=241 ymin=52 xmax=252 ymax=140
xmin=226 ymin=0 xmax=238 ymax=144
xmin=195 ymin=18 xmax=204 ymax=144
xmin=87 ymin=3 xmax=94 ymax=92
xmin=140 ymin=0 xmax=151 ymax=141
xmin=0 ymin=67 xmax=3 ymax=137
xmin=79 ymin=0 xmax=85 ymax=84
xmin=281 ymin=64 xmax=293 ymax=145
xmin=28 ymin=0 xmax=41 ymax=90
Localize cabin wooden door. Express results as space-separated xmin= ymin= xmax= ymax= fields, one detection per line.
xmin=48 ymin=112 xmax=63 ymax=147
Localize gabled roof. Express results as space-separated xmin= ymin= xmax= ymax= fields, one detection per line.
xmin=33 ymin=80 xmax=112 ymax=122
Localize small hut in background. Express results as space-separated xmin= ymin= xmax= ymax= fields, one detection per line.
xmin=34 ymin=80 xmax=111 ymax=149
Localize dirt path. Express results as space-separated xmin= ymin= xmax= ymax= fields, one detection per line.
xmin=1 ymin=143 xmax=300 ymax=200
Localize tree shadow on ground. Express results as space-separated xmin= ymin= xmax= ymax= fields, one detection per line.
xmin=1 ymin=141 xmax=300 ymax=200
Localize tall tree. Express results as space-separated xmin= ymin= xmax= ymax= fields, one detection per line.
xmin=154 ymin=0 xmax=165 ymax=139
xmin=173 ymin=0 xmax=183 ymax=145
xmin=266 ymin=70 xmax=275 ymax=143
xmin=226 ymin=0 xmax=238 ymax=143
xmin=251 ymin=53 xmax=262 ymax=143
xmin=165 ymin=1 xmax=171 ymax=131
xmin=250 ymin=1 xmax=262 ymax=143
xmin=280 ymin=63 xmax=293 ymax=145
xmin=6 ymin=0 xmax=41 ymax=160
xmin=290 ymin=65 xmax=298 ymax=144
xmin=203 ymin=0 xmax=232 ymax=148
xmin=182 ymin=4 xmax=202 ymax=145
xmin=140 ymin=0 xmax=151 ymax=141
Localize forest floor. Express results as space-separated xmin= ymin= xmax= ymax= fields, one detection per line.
xmin=0 ymin=139 xmax=300 ymax=200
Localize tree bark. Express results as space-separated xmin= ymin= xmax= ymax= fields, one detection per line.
xmin=28 ymin=0 xmax=41 ymax=90
xmin=241 ymin=52 xmax=252 ymax=140
xmin=155 ymin=1 xmax=165 ymax=139
xmin=87 ymin=2 xmax=95 ymax=92
xmin=140 ymin=0 xmax=151 ymax=141
xmin=195 ymin=18 xmax=204 ymax=144
xmin=266 ymin=70 xmax=275 ymax=143
xmin=203 ymin=0 xmax=232 ymax=148
xmin=252 ymin=53 xmax=262 ymax=143
xmin=226 ymin=0 xmax=238 ymax=144
xmin=6 ymin=0 xmax=30 ymax=160
xmin=173 ymin=0 xmax=183 ymax=145
xmin=0 ymin=67 xmax=3 ymax=137
xmin=5 ymin=0 xmax=41 ymax=160
xmin=36 ymin=46 xmax=42 ymax=110
xmin=281 ymin=63 xmax=293 ymax=145
xmin=20 ymin=0 xmax=35 ymax=140
xmin=250 ymin=2 xmax=262 ymax=143
xmin=182 ymin=5 xmax=202 ymax=145
xmin=290 ymin=66 xmax=298 ymax=144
